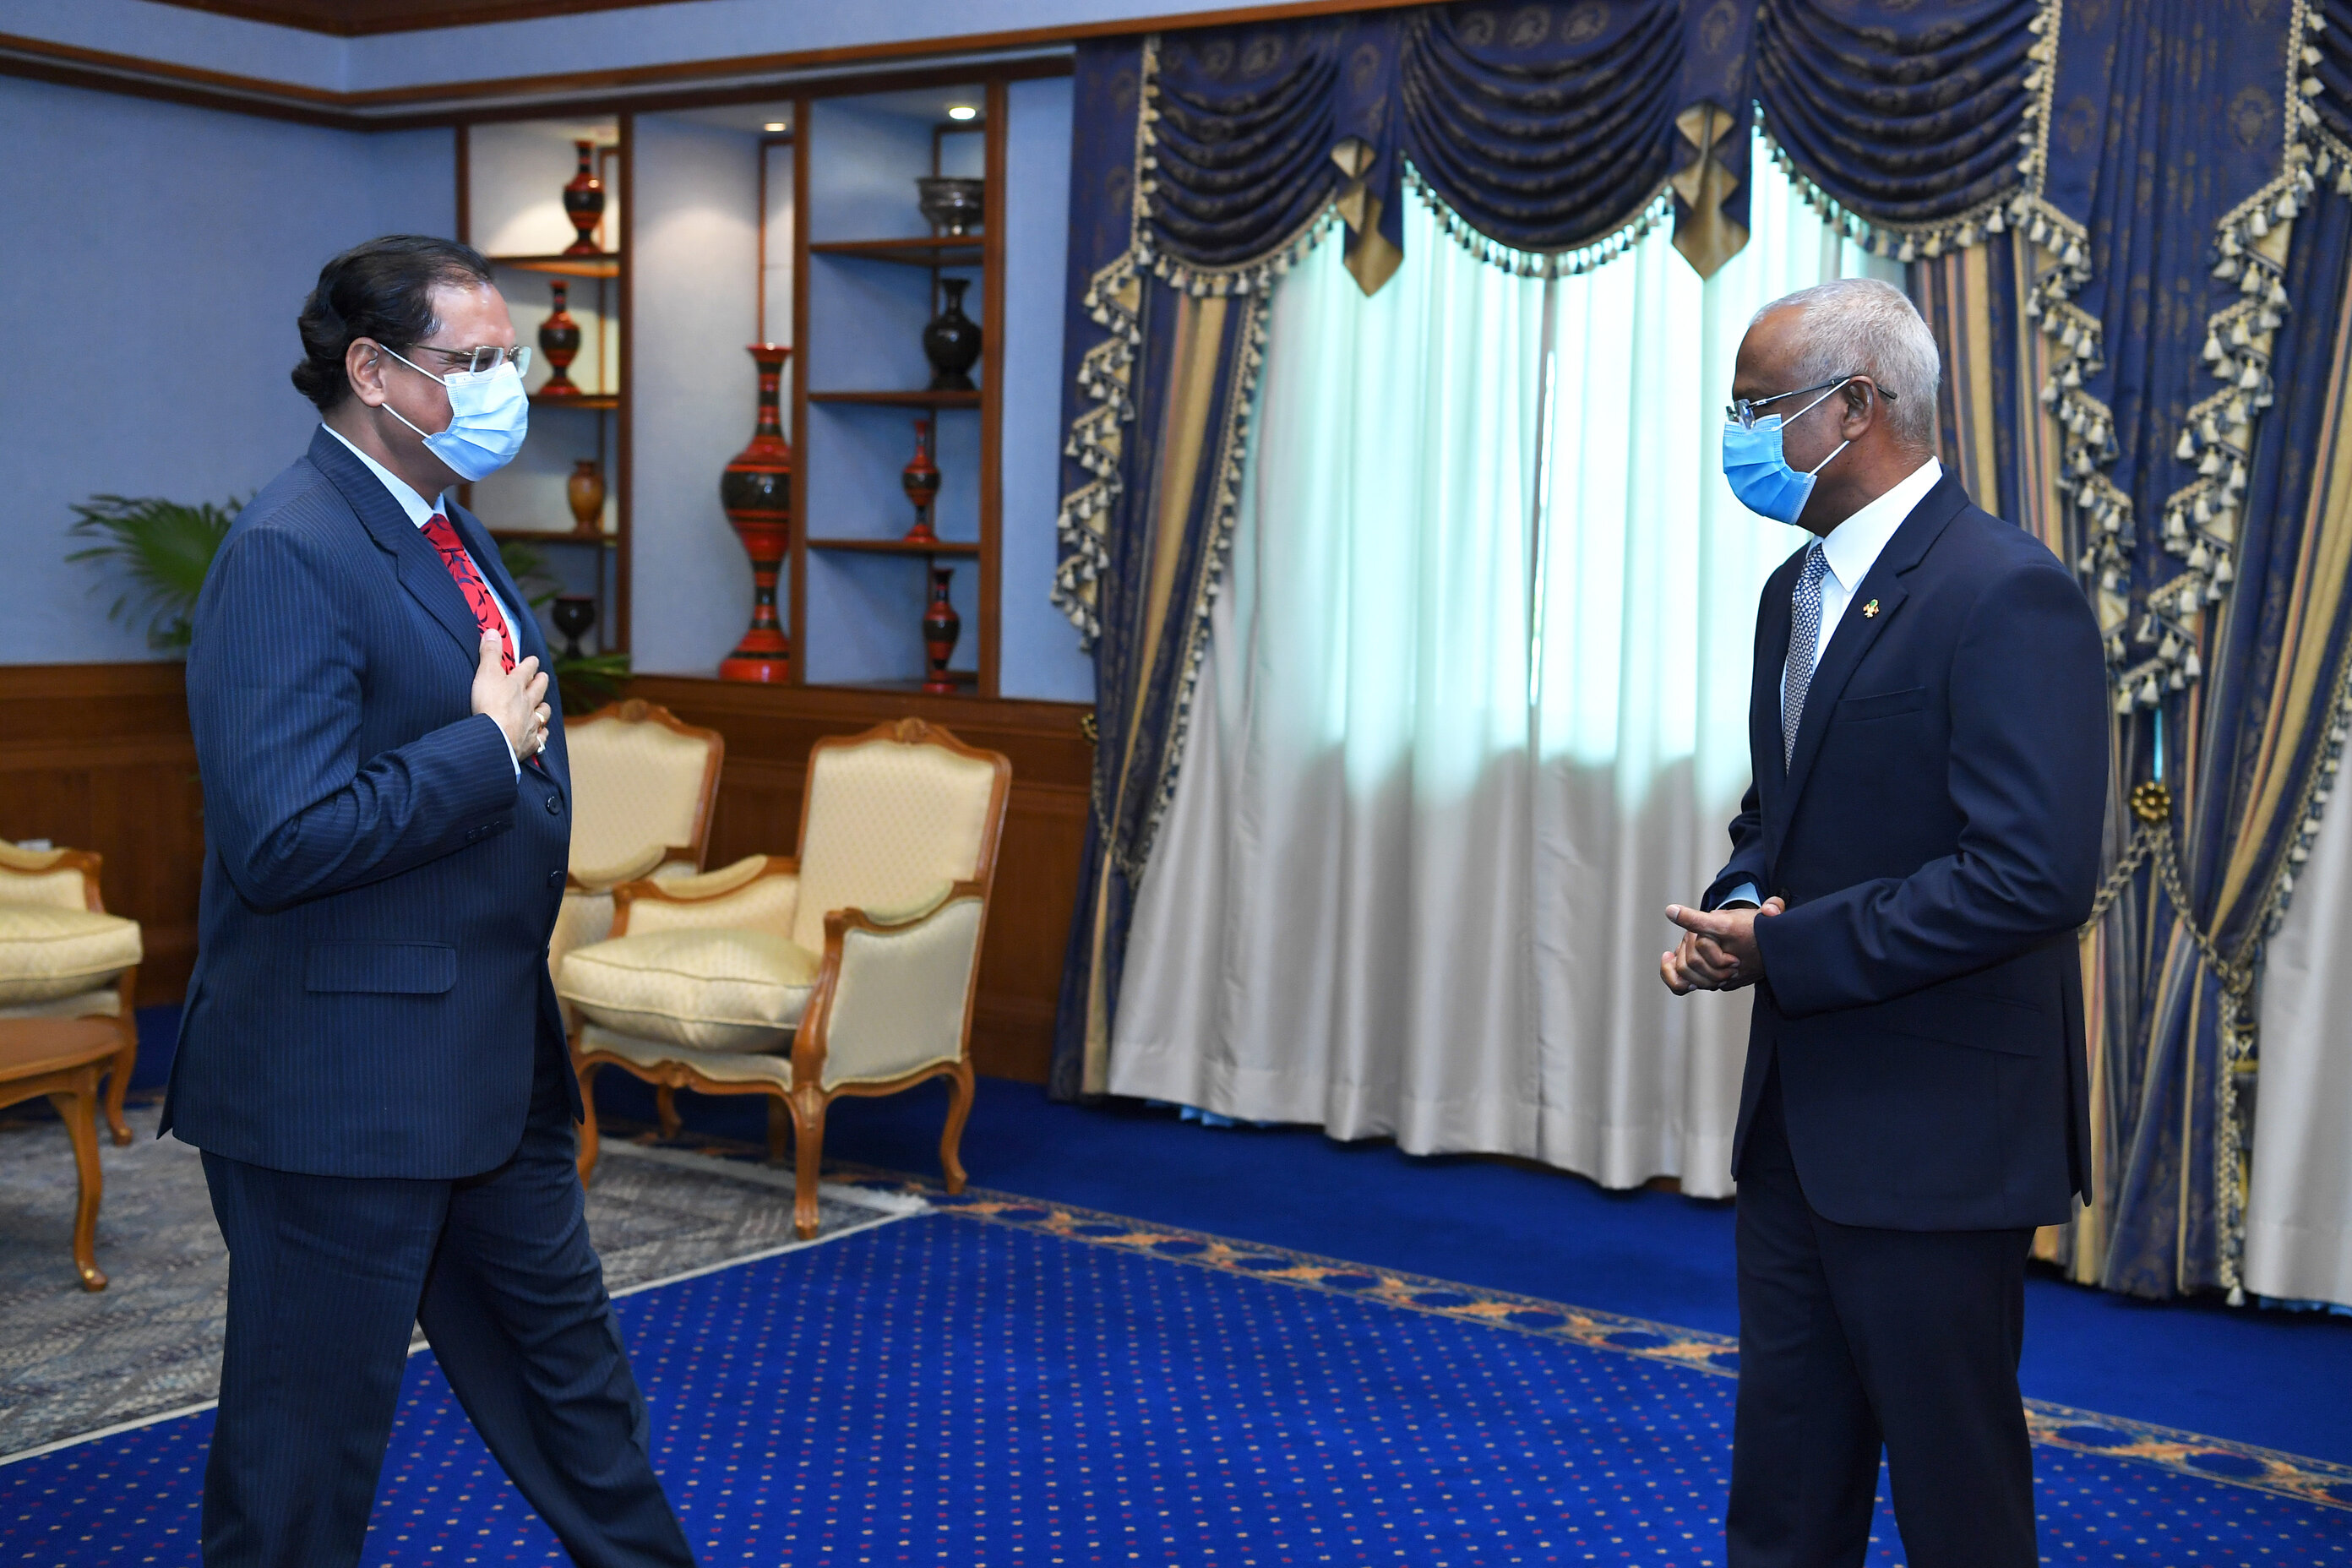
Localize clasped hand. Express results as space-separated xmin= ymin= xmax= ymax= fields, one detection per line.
xmin=1658 ymin=897 xmax=1785 ymax=995
xmin=471 ymin=630 xmax=551 ymax=760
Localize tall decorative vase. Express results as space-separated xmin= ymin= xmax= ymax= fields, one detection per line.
xmin=566 ymin=460 xmax=605 ymax=532
xmin=921 ymin=276 xmax=982 ymax=391
xmin=537 ymin=280 xmax=582 ymax=397
xmin=901 ymin=417 xmax=941 ymax=543
xmin=563 ymin=140 xmax=605 ymax=257
xmin=717 ymin=343 xmax=794 ymax=683
xmin=922 ymin=567 xmax=961 ymax=694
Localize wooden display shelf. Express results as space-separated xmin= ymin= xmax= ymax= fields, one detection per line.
xmin=813 ymin=674 xmax=983 ymax=694
xmin=530 ymin=391 xmax=619 ymax=410
xmin=808 ymin=236 xmax=983 ymax=268
xmin=488 ymin=527 xmax=617 ymax=547
xmin=489 ymin=253 xmax=623 ymax=279
xmin=807 ymin=536 xmax=981 ymax=558
xmin=807 ymin=389 xmax=981 ymax=410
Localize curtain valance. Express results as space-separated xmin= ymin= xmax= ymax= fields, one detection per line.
xmin=1054 ymin=0 xmax=2352 ymax=1313
xmin=1127 ymin=3 xmax=1756 ymax=296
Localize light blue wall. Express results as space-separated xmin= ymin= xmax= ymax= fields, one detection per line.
xmin=0 ymin=74 xmax=451 ymax=663
xmin=0 ymin=64 xmax=1086 ymax=700
xmin=627 ymin=112 xmax=764 ymax=678
xmin=999 ymin=75 xmax=1091 ymax=704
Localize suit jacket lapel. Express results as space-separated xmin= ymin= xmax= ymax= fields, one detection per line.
xmin=309 ymin=427 xmax=482 ymax=667
xmin=1751 ymin=546 xmax=1800 ymax=825
xmin=1772 ymin=475 xmax=1971 ymax=829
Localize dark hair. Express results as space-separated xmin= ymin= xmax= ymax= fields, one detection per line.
xmin=291 ymin=235 xmax=495 ymax=411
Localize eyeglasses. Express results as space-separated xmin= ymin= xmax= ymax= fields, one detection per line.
xmin=401 ymin=344 xmax=535 ymax=377
xmin=1726 ymin=373 xmax=1892 ymax=430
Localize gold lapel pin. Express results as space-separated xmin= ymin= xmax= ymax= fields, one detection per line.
xmin=1862 ymin=598 xmax=1881 ymax=618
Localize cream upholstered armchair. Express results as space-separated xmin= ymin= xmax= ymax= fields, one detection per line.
xmin=0 ymin=841 xmax=143 ymax=1145
xmin=558 ymin=718 xmax=1011 ymax=1238
xmin=549 ymin=700 xmax=725 ymax=998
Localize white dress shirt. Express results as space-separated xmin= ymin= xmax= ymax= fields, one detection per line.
xmin=322 ymin=423 xmax=524 ymax=776
xmin=1721 ymin=455 xmax=1943 ymax=907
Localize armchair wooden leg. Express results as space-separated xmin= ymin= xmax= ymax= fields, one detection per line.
xmin=656 ymin=1084 xmax=681 ymax=1141
xmin=101 ymin=1028 xmax=136 ymax=1147
xmin=789 ymin=1086 xmax=827 ymax=1241
xmin=47 ymin=1070 xmax=107 ymax=1293
xmin=765 ymin=1096 xmax=790 ymax=1166
xmin=575 ymin=1056 xmax=603 ymax=1186
xmin=939 ymin=1059 xmax=974 ymax=1195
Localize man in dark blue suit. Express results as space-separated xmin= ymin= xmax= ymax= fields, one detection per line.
xmin=1660 ymin=279 xmax=2107 ymax=1568
xmin=168 ymin=236 xmax=694 ymax=1566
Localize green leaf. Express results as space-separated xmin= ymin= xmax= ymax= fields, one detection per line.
xmin=65 ymin=494 xmax=242 ymax=654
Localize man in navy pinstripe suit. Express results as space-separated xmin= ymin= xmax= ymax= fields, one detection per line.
xmin=167 ymin=237 xmax=694 ymax=1566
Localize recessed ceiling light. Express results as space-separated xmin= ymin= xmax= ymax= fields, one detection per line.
xmin=763 ymin=121 xmax=787 ymax=133
xmin=945 ymin=105 xmax=978 ymax=122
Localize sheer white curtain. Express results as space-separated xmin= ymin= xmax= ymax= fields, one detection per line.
xmin=1110 ymin=139 xmax=1886 ymax=1194
xmin=2245 ymin=793 xmax=2352 ymax=1308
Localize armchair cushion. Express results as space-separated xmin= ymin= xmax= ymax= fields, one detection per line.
xmin=558 ymin=927 xmax=819 ymax=1054
xmin=569 ymin=710 xmax=720 ymax=879
xmin=0 ymin=986 xmax=125 ymax=1021
xmin=0 ymin=906 xmax=143 ymax=1004
xmin=0 ymin=841 xmax=93 ymax=910
xmin=791 ymin=740 xmax=998 ymax=955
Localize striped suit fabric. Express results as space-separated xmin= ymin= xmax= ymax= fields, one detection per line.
xmin=169 ymin=426 xmax=692 ymax=1567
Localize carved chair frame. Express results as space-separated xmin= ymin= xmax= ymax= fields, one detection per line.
xmin=570 ymin=718 xmax=1012 ymax=1239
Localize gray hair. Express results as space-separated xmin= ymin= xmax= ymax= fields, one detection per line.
xmin=1750 ymin=277 xmax=1941 ymax=454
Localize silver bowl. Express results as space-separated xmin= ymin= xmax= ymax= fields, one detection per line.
xmin=915 ymin=177 xmax=985 ymax=237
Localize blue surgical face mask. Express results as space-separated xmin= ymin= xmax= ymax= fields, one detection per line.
xmin=380 ymin=347 xmax=530 ymax=482
xmin=1721 ymin=381 xmax=1853 ymax=525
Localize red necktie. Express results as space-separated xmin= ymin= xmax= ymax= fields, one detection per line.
xmin=420 ymin=514 xmax=513 ymax=672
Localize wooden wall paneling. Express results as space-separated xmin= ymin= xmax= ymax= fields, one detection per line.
xmin=625 ymin=676 xmax=1086 ymax=1081
xmin=0 ymin=664 xmax=204 ymax=1001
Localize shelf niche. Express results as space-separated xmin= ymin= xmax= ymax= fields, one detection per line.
xmin=460 ymin=117 xmax=628 ymax=658
xmin=792 ymin=82 xmax=1000 ymax=695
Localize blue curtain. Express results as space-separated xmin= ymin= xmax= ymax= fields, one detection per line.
xmin=1048 ymin=0 xmax=2352 ymax=1312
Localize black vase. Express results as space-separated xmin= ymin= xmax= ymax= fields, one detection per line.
xmin=922 ymin=276 xmax=982 ymax=392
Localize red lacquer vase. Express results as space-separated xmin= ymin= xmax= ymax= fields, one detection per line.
xmin=901 ymin=417 xmax=941 ymax=543
xmin=563 ymin=140 xmax=605 ymax=257
xmin=718 ymin=344 xmax=793 ymax=683
xmin=537 ymin=280 xmax=581 ymax=397
xmin=923 ymin=566 xmax=962 ymax=694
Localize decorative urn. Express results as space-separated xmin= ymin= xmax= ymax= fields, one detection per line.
xmin=536 ymin=280 xmax=582 ymax=397
xmin=717 ymin=343 xmax=794 ymax=682
xmin=922 ymin=277 xmax=982 ymax=392
xmin=563 ymin=140 xmax=605 ymax=256
xmin=922 ymin=567 xmax=962 ymax=694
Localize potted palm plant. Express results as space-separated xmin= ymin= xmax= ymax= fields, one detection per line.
xmin=66 ymin=496 xmax=629 ymax=711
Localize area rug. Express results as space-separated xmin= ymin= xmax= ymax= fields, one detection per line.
xmin=3 ymin=1183 xmax=2346 ymax=1565
xmin=0 ymin=1104 xmax=915 ymax=1458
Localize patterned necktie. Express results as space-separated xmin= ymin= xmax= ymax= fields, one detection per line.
xmin=1782 ymin=542 xmax=1831 ymax=768
xmin=419 ymin=513 xmax=513 ymax=672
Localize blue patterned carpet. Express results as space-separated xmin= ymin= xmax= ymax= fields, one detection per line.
xmin=6 ymin=1184 xmax=2349 ymax=1565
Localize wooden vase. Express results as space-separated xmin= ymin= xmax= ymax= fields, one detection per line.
xmin=537 ymin=280 xmax=582 ymax=398
xmin=717 ymin=344 xmax=794 ymax=682
xmin=901 ymin=417 xmax=941 ymax=543
xmin=566 ymin=460 xmax=605 ymax=532
xmin=922 ymin=566 xmax=961 ymax=694
xmin=563 ymin=140 xmax=605 ymax=258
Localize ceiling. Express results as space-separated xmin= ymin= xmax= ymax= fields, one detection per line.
xmin=150 ymin=0 xmax=695 ymax=37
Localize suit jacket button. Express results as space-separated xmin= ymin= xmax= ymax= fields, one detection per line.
xmin=547 ymin=868 xmax=564 ymax=890
xmin=545 ymin=794 xmax=562 ymax=816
